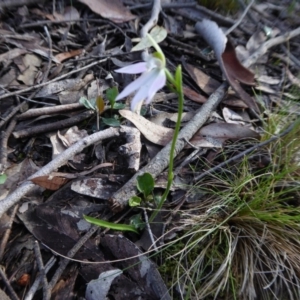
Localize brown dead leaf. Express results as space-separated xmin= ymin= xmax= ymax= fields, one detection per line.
xmin=183 ymin=86 xmax=207 ymax=103
xmin=31 ymin=175 xmax=70 ymax=190
xmin=195 ymin=20 xmax=259 ymax=112
xmin=183 ymin=62 xmax=221 ymax=94
xmin=78 ymin=0 xmax=135 ymax=23
xmin=55 ymin=49 xmax=83 ymax=63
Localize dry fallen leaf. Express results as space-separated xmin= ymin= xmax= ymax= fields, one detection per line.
xmin=55 ymin=49 xmax=83 ymax=63
xmin=182 ymin=86 xmax=207 ymax=103
xmin=119 ymin=109 xmax=260 ymax=147
xmin=31 ymin=175 xmax=70 ymax=190
xmin=78 ymin=0 xmax=135 ymax=23
xmin=0 ymin=48 xmax=27 ymax=64
xmin=183 ymin=62 xmax=221 ymax=95
xmin=17 ymin=54 xmax=41 ymax=86
xmin=119 ymin=110 xmax=172 ymax=146
xmin=195 ymin=19 xmax=260 ymax=112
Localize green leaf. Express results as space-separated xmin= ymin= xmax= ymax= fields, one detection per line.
xmin=131 ymin=26 xmax=167 ymax=52
xmin=130 ymin=214 xmax=145 ymax=230
xmin=106 ymin=87 xmax=119 ymax=107
xmin=137 ymin=172 xmax=154 ymax=198
xmin=129 ymin=196 xmax=142 ymax=207
xmin=113 ymin=102 xmax=126 ymax=110
xmin=102 ymin=117 xmax=120 ymax=127
xmin=79 ymin=96 xmax=95 ymax=110
xmin=84 ymin=215 xmax=139 ymax=234
xmin=0 ymin=174 xmax=7 ymax=184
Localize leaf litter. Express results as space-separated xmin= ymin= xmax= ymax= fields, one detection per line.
xmin=0 ymin=0 xmax=300 ymax=299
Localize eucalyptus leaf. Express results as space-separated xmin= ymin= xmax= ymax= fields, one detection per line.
xmin=137 ymin=172 xmax=154 ymax=198
xmin=131 ymin=26 xmax=167 ymax=52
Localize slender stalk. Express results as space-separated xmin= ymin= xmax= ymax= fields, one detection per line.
xmin=149 ymin=66 xmax=184 ymax=223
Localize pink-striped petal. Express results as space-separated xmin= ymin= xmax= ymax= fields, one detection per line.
xmin=145 ymin=70 xmax=166 ymax=104
xmin=115 ymin=70 xmax=153 ymax=101
xmin=115 ymin=62 xmax=147 ymax=74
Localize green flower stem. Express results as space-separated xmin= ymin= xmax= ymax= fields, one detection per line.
xmin=149 ymin=66 xmax=184 ymax=223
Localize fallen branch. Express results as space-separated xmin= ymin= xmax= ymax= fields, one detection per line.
xmin=0 ymin=127 xmax=120 ymax=218
xmin=244 ymin=26 xmax=300 ymax=67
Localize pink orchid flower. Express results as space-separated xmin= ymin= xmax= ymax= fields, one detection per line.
xmin=115 ymin=35 xmax=167 ymax=111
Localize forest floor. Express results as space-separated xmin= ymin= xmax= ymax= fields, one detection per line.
xmin=1 ymin=0 xmax=300 ymax=299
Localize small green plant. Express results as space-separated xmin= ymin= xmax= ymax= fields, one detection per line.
xmin=84 ymin=34 xmax=184 ymax=234
xmin=79 ymin=86 xmax=125 ymax=129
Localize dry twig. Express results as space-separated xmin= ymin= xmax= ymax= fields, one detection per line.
xmin=0 ymin=127 xmax=120 ymax=218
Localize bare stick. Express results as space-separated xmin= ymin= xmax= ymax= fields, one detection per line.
xmin=17 ymin=103 xmax=85 ymax=120
xmin=140 ymin=0 xmax=162 ymax=37
xmin=0 ymin=118 xmax=17 ymax=173
xmin=0 ymin=58 xmax=107 ymax=101
xmin=42 ymin=26 xmax=52 ymax=83
xmin=33 ymin=241 xmax=50 ymax=300
xmin=0 ymin=102 xmax=26 ymax=129
xmin=110 ymin=82 xmax=228 ymax=211
xmin=0 ymin=267 xmax=19 ymax=300
xmin=225 ymin=0 xmax=255 ymax=35
xmin=0 ymin=127 xmax=120 ymax=218
xmin=13 ymin=110 xmax=94 ymax=139
xmin=24 ymin=257 xmax=56 ymax=300
xmin=0 ymin=205 xmax=19 ymax=260
xmin=244 ymin=27 xmax=300 ymax=68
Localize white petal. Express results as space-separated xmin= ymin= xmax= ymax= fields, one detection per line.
xmin=130 ymin=70 xmax=158 ymax=110
xmin=145 ymin=70 xmax=166 ymax=104
xmin=116 ymin=71 xmax=154 ymax=101
xmin=115 ymin=62 xmax=147 ymax=74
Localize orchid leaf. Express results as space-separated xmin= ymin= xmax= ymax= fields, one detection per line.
xmin=137 ymin=172 xmax=154 ymax=198
xmin=84 ymin=215 xmax=139 ymax=234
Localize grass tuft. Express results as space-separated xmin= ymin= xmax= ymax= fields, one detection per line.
xmin=159 ymin=117 xmax=300 ymax=299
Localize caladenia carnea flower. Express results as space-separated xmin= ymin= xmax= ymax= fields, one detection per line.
xmin=115 ymin=34 xmax=170 ymax=111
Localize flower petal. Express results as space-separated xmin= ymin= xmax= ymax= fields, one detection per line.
xmin=116 ymin=70 xmax=154 ymax=101
xmin=130 ymin=70 xmax=158 ymax=110
xmin=145 ymin=70 xmax=166 ymax=104
xmin=115 ymin=62 xmax=147 ymax=74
